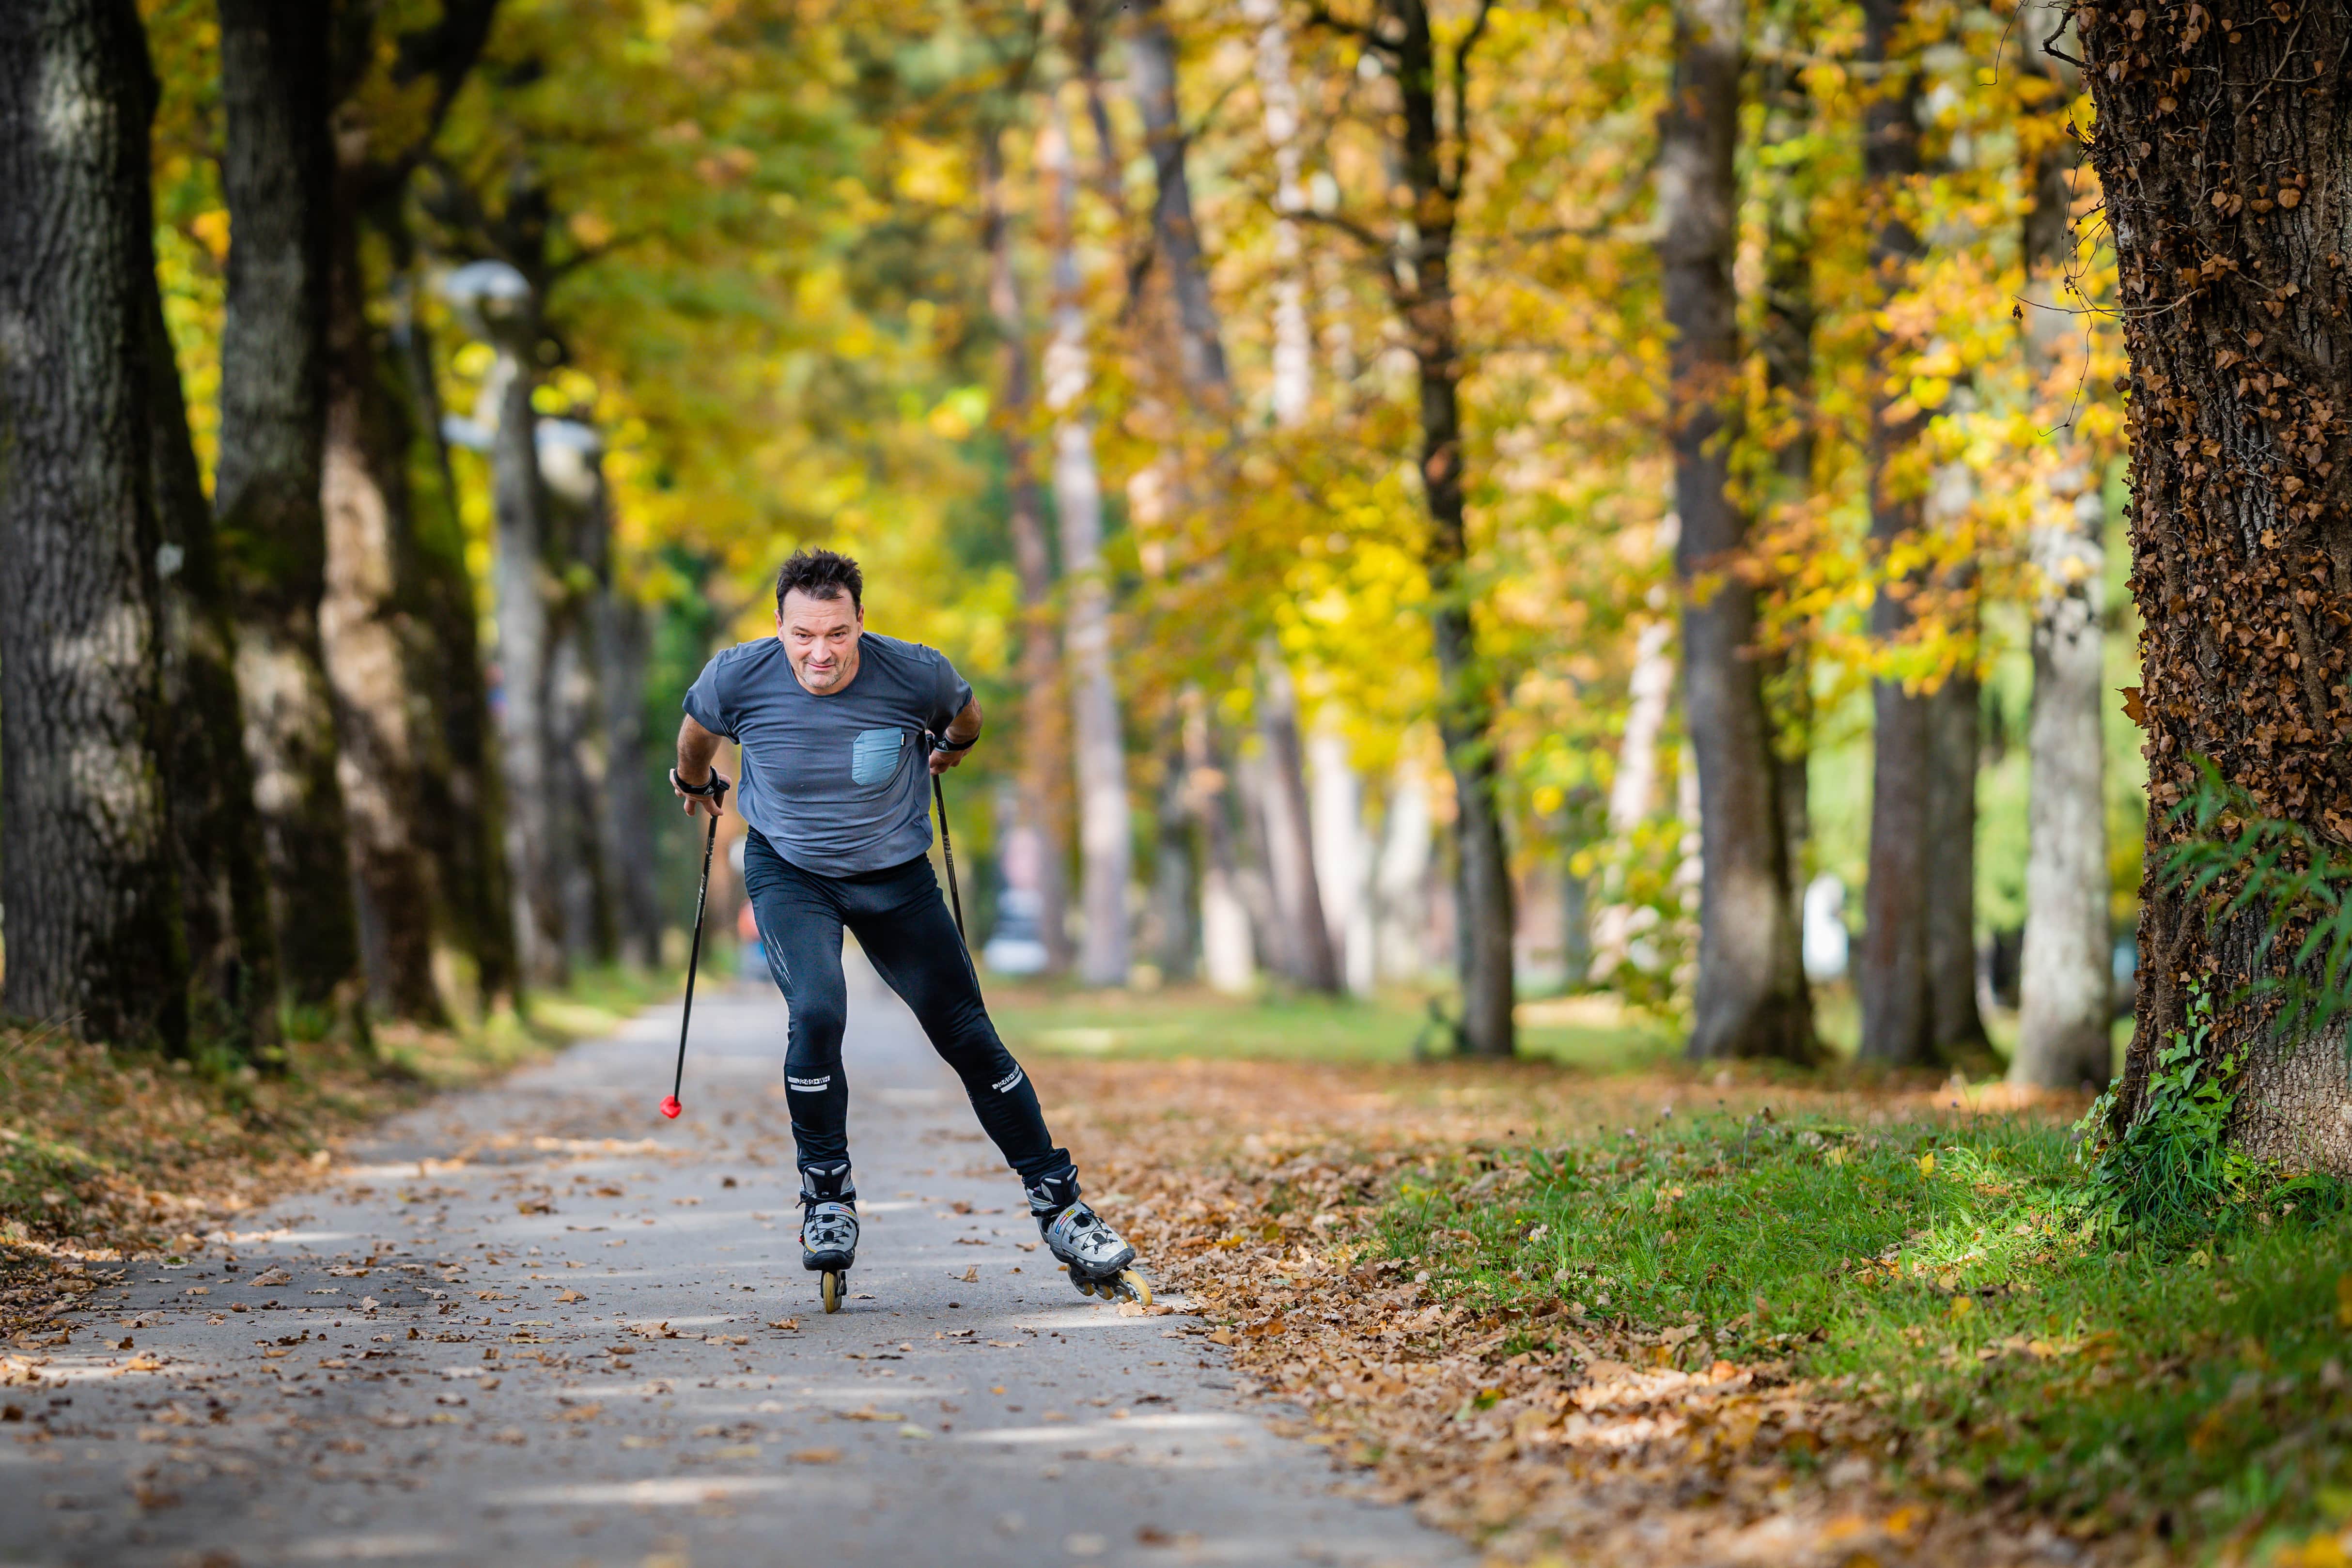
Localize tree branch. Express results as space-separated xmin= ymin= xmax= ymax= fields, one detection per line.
xmin=1306 ymin=3 xmax=1400 ymax=56
xmin=1444 ymin=0 xmax=1497 ymax=201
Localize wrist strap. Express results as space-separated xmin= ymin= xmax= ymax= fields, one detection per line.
xmin=670 ymin=767 xmax=730 ymax=800
xmin=931 ymin=731 xmax=976 ymax=754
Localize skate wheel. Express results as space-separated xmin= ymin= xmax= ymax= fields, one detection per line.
xmin=821 ymin=1270 xmax=843 ymax=1314
xmin=1071 ymin=1273 xmax=1097 ymax=1299
xmin=1113 ymin=1268 xmax=1153 ymax=1307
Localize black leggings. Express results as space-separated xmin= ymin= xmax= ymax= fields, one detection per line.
xmin=740 ymin=830 xmax=1070 ymax=1187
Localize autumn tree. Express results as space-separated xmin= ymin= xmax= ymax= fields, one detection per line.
xmin=2013 ymin=0 xmax=2112 ymax=1090
xmin=0 ymin=0 xmax=190 ymax=1049
xmin=2081 ymin=0 xmax=2352 ymax=1164
xmin=1657 ymin=0 xmax=1815 ymax=1060
xmin=1854 ymin=0 xmax=1939 ymax=1068
xmin=1308 ymin=0 xmax=1516 ymax=1055
xmin=214 ymin=0 xmax=367 ymax=1011
xmin=318 ymin=0 xmax=503 ymax=1020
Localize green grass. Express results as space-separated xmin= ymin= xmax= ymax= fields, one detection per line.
xmin=986 ymin=984 xmax=1678 ymax=1069
xmin=1382 ymin=1107 xmax=2352 ymax=1557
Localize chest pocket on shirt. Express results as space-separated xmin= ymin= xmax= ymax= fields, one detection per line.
xmin=850 ymin=727 xmax=903 ymax=787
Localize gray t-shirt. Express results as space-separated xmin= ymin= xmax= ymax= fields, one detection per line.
xmin=683 ymin=632 xmax=973 ymax=877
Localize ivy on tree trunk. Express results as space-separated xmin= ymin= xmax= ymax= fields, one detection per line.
xmin=2079 ymin=0 xmax=2352 ymax=1169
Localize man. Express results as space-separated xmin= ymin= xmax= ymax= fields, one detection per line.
xmin=672 ymin=548 xmax=1143 ymax=1308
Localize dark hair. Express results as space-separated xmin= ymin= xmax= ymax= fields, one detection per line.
xmin=775 ymin=548 xmax=863 ymax=613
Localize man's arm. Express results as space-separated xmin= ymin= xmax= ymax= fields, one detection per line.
xmin=928 ymin=697 xmax=982 ymax=775
xmin=674 ymin=714 xmax=731 ymax=818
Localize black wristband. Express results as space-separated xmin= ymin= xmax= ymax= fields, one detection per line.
xmin=932 ymin=732 xmax=976 ymax=754
xmin=670 ymin=767 xmax=729 ymax=800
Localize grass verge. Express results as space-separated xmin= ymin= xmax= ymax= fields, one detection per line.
xmin=1042 ymin=1052 xmax=2352 ymax=1566
xmin=989 ymin=982 xmax=1678 ymax=1069
xmin=1376 ymin=1106 xmax=2352 ymax=1562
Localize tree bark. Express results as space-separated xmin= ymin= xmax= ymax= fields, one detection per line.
xmin=2078 ymin=0 xmax=2352 ymax=1166
xmin=1657 ymin=0 xmax=1815 ymax=1061
xmin=1149 ymin=739 xmax=1197 ymax=982
xmin=982 ymin=123 xmax=1072 ymax=976
xmin=1245 ymin=0 xmax=1313 ymax=428
xmin=1927 ymin=670 xmax=1990 ymax=1055
xmin=483 ymin=306 xmax=568 ymax=989
xmin=1855 ymin=0 xmax=1937 ymax=1067
xmin=321 ymin=176 xmax=445 ymax=1022
xmin=0 ymin=0 xmax=189 ymax=1050
xmin=2013 ymin=1 xmax=2112 ymax=1090
xmin=1041 ymin=108 xmax=1132 ymax=989
xmin=1184 ymin=690 xmax=1258 ymax=994
xmin=1258 ymin=656 xmax=1342 ymax=993
xmin=1759 ymin=42 xmax=1819 ymax=956
xmin=389 ymin=274 xmax=517 ymax=1006
xmin=1309 ymin=721 xmax=1374 ymax=994
xmin=1125 ymin=0 xmax=1231 ymax=404
xmin=542 ymin=424 xmax=619 ymax=969
xmin=215 ymin=0 xmax=363 ymax=1011
xmin=149 ymin=237 xmax=281 ymax=1056
xmin=1385 ymin=0 xmax=1515 ymax=1054
xmin=595 ymin=586 xmax=662 ymax=970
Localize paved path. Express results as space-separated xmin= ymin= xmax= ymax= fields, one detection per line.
xmin=1 ymin=959 xmax=1472 ymax=1568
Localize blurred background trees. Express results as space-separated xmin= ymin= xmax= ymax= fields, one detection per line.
xmin=4 ymin=0 xmax=2160 ymax=1092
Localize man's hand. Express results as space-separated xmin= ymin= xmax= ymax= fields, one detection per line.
xmin=674 ymin=714 xmax=731 ymax=819
xmin=672 ymin=766 xmax=731 ymax=819
xmin=929 ymin=698 xmax=982 ymax=775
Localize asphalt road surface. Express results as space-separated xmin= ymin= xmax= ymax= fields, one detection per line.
xmin=1 ymin=956 xmax=1473 ymax=1568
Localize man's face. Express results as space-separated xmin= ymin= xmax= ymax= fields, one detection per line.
xmin=778 ymin=588 xmax=862 ymax=694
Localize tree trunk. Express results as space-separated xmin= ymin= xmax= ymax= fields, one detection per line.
xmin=595 ymin=588 xmax=662 ymax=971
xmin=1760 ymin=42 xmax=1819 ymax=956
xmin=215 ymin=0 xmax=363 ymax=1012
xmin=320 ymin=172 xmax=445 ymax=1023
xmin=1125 ymin=0 xmax=1231 ymax=404
xmin=541 ymin=421 xmax=620 ymax=969
xmin=1257 ymin=657 xmax=1341 ymax=993
xmin=389 ymin=273 xmax=517 ymax=1007
xmin=2079 ymin=0 xmax=2352 ymax=1167
xmin=1928 ymin=670 xmax=1990 ymax=1055
xmin=1149 ymin=739 xmax=1197 ymax=982
xmin=1184 ymin=691 xmax=1258 ymax=994
xmin=2013 ymin=3 xmax=2112 ymax=1090
xmin=149 ymin=237 xmax=281 ymax=1056
xmin=1856 ymin=0 xmax=1936 ymax=1067
xmin=1658 ymin=0 xmax=1815 ymax=1061
xmin=1387 ymin=0 xmax=1514 ymax=1055
xmin=1376 ymin=769 xmax=1436 ymax=983
xmin=1309 ymin=721 xmax=1374 ymax=994
xmin=486 ymin=320 xmax=568 ymax=988
xmin=1041 ymin=109 xmax=1132 ymax=990
xmin=548 ymin=619 xmax=615 ymax=967
xmin=982 ymin=124 xmax=1072 ymax=976
xmin=1591 ymin=605 xmax=1675 ymax=979
xmin=0 ymin=0 xmax=189 ymax=1051
xmin=1245 ymin=0 xmax=1312 ymax=428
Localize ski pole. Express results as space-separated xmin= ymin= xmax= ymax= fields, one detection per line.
xmin=662 ymin=772 xmax=729 ymax=1119
xmin=934 ymin=769 xmax=966 ymax=947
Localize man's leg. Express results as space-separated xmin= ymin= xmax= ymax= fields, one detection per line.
xmin=845 ymin=857 xmax=1071 ymax=1192
xmin=740 ymin=832 xmax=855 ymax=1204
